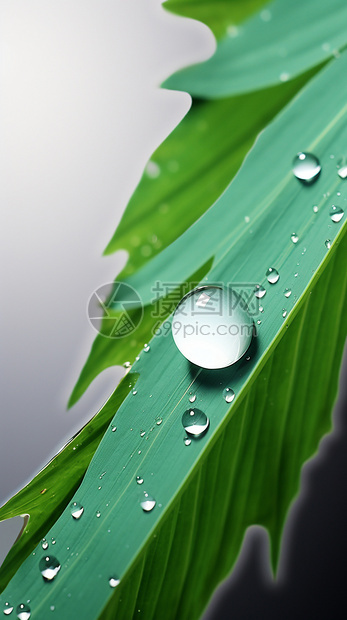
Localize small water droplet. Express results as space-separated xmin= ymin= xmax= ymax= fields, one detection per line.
xmin=337 ymin=164 xmax=347 ymax=179
xmin=96 ymin=510 xmax=101 ymax=518
xmin=259 ymin=305 xmax=264 ymax=313
xmin=109 ymin=577 xmax=120 ymax=588
xmin=182 ymin=408 xmax=209 ymax=437
xmin=284 ymin=288 xmax=292 ymax=298
xmin=143 ymin=344 xmax=150 ymax=353
xmin=140 ymin=493 xmax=156 ymax=512
xmin=292 ymin=152 xmax=321 ymax=183
xmin=132 ymin=389 xmax=138 ymax=395
xmin=266 ymin=268 xmax=280 ymax=284
xmin=313 ymin=205 xmax=319 ymax=213
xmin=98 ymin=486 xmax=102 ymax=490
xmin=145 ymin=161 xmax=160 ymax=178
xmin=189 ymin=394 xmax=196 ymax=403
xmin=226 ymin=24 xmax=239 ymax=38
xmin=294 ymin=272 xmax=299 ymax=277
xmin=282 ymin=309 xmax=287 ymax=318
xmin=99 ymin=472 xmax=106 ymax=479
xmin=15 ymin=604 xmax=31 ymax=620
xmin=140 ymin=430 xmax=146 ymax=437
xmin=41 ymin=539 xmax=49 ymax=550
xmin=70 ymin=502 xmax=84 ymax=520
xmin=291 ymin=233 xmax=299 ymax=244
xmin=156 ymin=418 xmax=162 ymax=426
xmin=329 ymin=205 xmax=344 ymax=223
xmin=39 ymin=555 xmax=61 ymax=582
xmin=51 ymin=538 xmax=56 ymax=545
xmin=184 ymin=437 xmax=191 ymax=446
xmin=223 ymin=388 xmax=235 ymax=403
xmin=123 ymin=361 xmax=131 ymax=369
xmin=172 ymin=286 xmax=253 ymax=369
xmin=254 ymin=285 xmax=266 ymax=299
xmin=325 ymin=239 xmax=331 ymax=249
xmin=279 ymin=71 xmax=290 ymax=82
xmin=257 ymin=319 xmax=262 ymax=325
xmin=50 ymin=606 xmax=55 ymax=612
xmin=3 ymin=603 xmax=13 ymax=616
xmin=260 ymin=9 xmax=272 ymax=21
xmin=136 ymin=476 xmax=144 ymax=485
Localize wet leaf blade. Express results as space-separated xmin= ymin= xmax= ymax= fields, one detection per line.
xmin=0 ymin=50 xmax=346 ymax=620
xmin=0 ymin=377 xmax=135 ymax=592
xmin=164 ymin=0 xmax=347 ymax=97
xmin=163 ymin=0 xmax=269 ymax=39
xmin=70 ymin=72 xmax=316 ymax=406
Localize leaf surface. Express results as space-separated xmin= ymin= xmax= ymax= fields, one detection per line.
xmin=164 ymin=0 xmax=347 ymax=97
xmin=0 ymin=50 xmax=346 ymax=620
xmin=164 ymin=0 xmax=269 ymax=38
xmin=0 ymin=377 xmax=135 ymax=592
xmin=72 ymin=72 xmax=315 ymax=405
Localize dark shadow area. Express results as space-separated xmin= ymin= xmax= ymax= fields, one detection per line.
xmin=204 ymin=347 xmax=347 ymax=620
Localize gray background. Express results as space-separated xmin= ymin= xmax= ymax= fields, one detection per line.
xmin=0 ymin=2 xmax=346 ymax=619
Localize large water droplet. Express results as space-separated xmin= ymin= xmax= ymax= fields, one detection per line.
xmin=290 ymin=233 xmax=299 ymax=244
xmin=284 ymin=288 xmax=292 ymax=298
xmin=292 ymin=152 xmax=321 ymax=183
xmin=3 ymin=603 xmax=13 ymax=615
xmin=41 ymin=538 xmax=49 ymax=550
xmin=182 ymin=408 xmax=209 ymax=437
xmin=70 ymin=502 xmax=84 ymax=520
xmin=329 ymin=205 xmax=344 ymax=223
xmin=223 ymin=388 xmax=235 ymax=403
xmin=140 ymin=492 xmax=156 ymax=512
xmin=39 ymin=555 xmax=61 ymax=582
xmin=16 ymin=604 xmax=31 ymax=620
xmin=136 ymin=476 xmax=144 ymax=485
xmin=109 ymin=577 xmax=120 ymax=588
xmin=172 ymin=286 xmax=253 ymax=369
xmin=266 ymin=268 xmax=280 ymax=284
xmin=254 ymin=285 xmax=266 ymax=299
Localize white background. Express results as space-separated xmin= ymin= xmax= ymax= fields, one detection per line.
xmin=0 ymin=0 xmax=213 ymax=557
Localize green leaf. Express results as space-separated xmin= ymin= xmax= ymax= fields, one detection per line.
xmin=72 ymin=73 xmax=315 ymax=406
xmin=163 ymin=0 xmax=269 ymax=39
xmin=164 ymin=0 xmax=347 ymax=97
xmin=1 ymin=50 xmax=346 ymax=620
xmin=0 ymin=376 xmax=136 ymax=593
